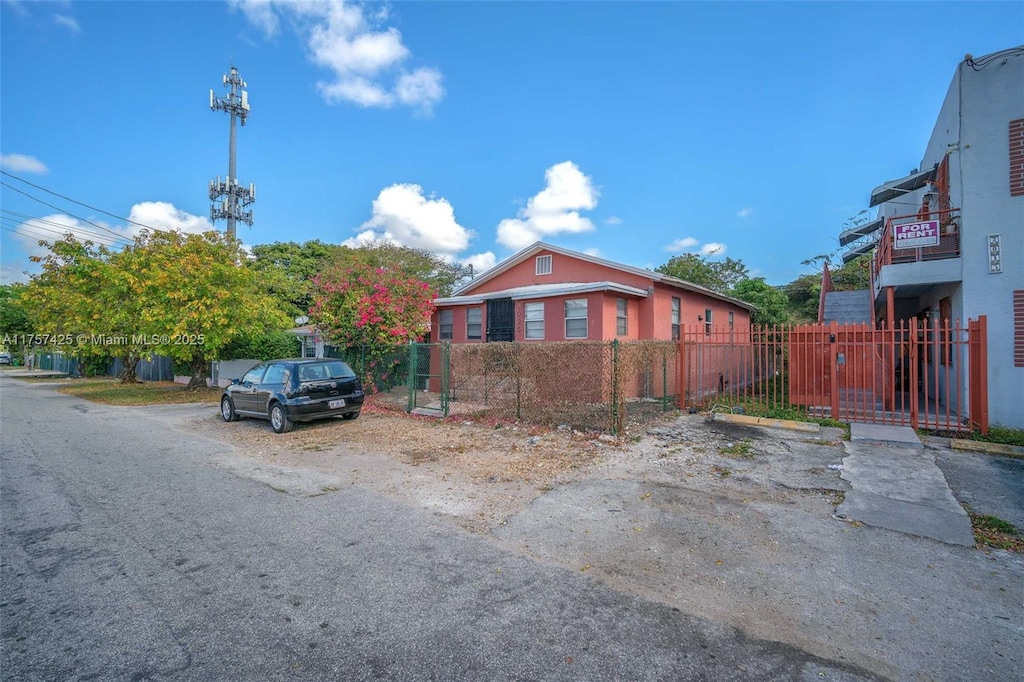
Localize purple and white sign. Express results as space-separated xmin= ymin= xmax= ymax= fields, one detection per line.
xmin=894 ymin=220 xmax=939 ymax=249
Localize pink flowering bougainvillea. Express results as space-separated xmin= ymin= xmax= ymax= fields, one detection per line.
xmin=309 ymin=262 xmax=436 ymax=391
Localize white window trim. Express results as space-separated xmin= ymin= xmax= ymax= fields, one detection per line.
xmin=535 ymin=255 xmax=553 ymax=276
xmin=565 ymin=298 xmax=588 ymax=339
xmin=466 ymin=307 xmax=482 ymax=340
xmin=616 ymin=298 xmax=628 ymax=336
xmin=524 ymin=302 xmax=545 ymax=340
xmin=439 ymin=309 xmax=454 ymax=340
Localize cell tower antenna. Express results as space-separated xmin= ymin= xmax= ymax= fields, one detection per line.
xmin=208 ymin=65 xmax=254 ymax=240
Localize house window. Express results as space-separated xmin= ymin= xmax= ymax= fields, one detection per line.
xmin=439 ymin=310 xmax=453 ymax=340
xmin=467 ymin=307 xmax=482 ymax=340
xmin=705 ymin=308 xmax=713 ymax=336
xmin=616 ymin=298 xmax=628 ymax=336
xmin=729 ymin=311 xmax=734 ymax=330
xmin=671 ymin=297 xmax=680 ymax=341
xmin=525 ymin=302 xmax=545 ymax=339
xmin=565 ymin=298 xmax=588 ymax=339
xmin=535 ymin=255 xmax=552 ymax=276
xmin=302 ymin=336 xmax=317 ymax=358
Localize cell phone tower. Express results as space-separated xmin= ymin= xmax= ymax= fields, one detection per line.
xmin=209 ymin=65 xmax=255 ymax=240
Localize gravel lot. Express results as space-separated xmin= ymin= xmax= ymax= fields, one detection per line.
xmin=151 ymin=403 xmax=1022 ymax=681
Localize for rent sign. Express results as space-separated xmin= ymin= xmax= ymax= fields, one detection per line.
xmin=894 ymin=220 xmax=939 ymax=249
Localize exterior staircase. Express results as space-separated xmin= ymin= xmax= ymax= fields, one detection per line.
xmin=821 ymin=290 xmax=873 ymax=325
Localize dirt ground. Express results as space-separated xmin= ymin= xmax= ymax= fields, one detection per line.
xmin=170 ymin=403 xmax=1021 ymax=681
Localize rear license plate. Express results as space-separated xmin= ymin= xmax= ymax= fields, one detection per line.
xmin=329 ymin=399 xmax=346 ymax=409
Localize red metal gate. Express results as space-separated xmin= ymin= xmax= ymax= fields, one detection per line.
xmin=679 ymin=317 xmax=988 ymax=433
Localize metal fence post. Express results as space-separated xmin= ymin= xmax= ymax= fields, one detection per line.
xmin=611 ymin=339 xmax=620 ymax=435
xmin=406 ymin=342 xmax=418 ymax=413
xmin=441 ymin=342 xmax=450 ymax=417
xmin=662 ymin=350 xmax=668 ymax=412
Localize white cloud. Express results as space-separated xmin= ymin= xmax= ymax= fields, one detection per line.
xmin=603 ymin=216 xmax=622 ymax=225
xmin=54 ymin=14 xmax=79 ymax=34
xmin=6 ymin=204 xmax=214 ymax=263
xmin=347 ymin=183 xmax=471 ymax=256
xmin=736 ymin=207 xmax=753 ymax=218
xmin=0 ymin=262 xmax=32 ymax=285
xmin=701 ymin=242 xmax=727 ymax=256
xmin=124 ymin=202 xmax=214 ymax=237
xmin=583 ymin=247 xmax=602 ymax=258
xmin=0 ymin=153 xmax=49 ymax=174
xmin=460 ymin=251 xmax=496 ymax=276
xmin=496 ymin=161 xmax=599 ymax=250
xmin=232 ymin=0 xmax=444 ymax=111
xmin=664 ymin=237 xmax=698 ymax=252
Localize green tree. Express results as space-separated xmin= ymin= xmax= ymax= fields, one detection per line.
xmin=20 ymin=235 xmax=144 ymax=379
xmin=247 ymin=240 xmax=345 ymax=317
xmin=309 ymin=261 xmax=436 ymax=391
xmin=0 ymin=284 xmax=33 ymax=355
xmin=732 ymin=278 xmax=789 ymax=326
xmin=124 ymin=230 xmax=291 ymax=389
xmin=656 ymin=253 xmax=750 ymax=293
xmin=336 ymin=242 xmax=470 ymax=297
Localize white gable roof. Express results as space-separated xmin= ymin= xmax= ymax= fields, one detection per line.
xmin=456 ymin=242 xmax=755 ymax=311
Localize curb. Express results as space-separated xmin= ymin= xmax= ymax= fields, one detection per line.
xmin=711 ymin=413 xmax=820 ymax=433
xmin=949 ymin=439 xmax=1024 ymax=460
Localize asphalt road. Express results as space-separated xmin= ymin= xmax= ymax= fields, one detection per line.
xmin=0 ymin=377 xmax=876 ymax=681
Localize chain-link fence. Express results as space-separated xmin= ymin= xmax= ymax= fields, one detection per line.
xmin=400 ymin=340 xmax=679 ymax=434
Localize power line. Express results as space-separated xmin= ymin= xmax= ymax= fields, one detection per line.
xmin=0 ymin=214 xmax=128 ymax=247
xmin=1 ymin=210 xmax=134 ymax=246
xmin=0 ymin=181 xmax=135 ymax=243
xmin=0 ymin=170 xmax=160 ymax=232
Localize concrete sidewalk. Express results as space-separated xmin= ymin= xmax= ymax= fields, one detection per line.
xmin=837 ymin=422 xmax=975 ymax=546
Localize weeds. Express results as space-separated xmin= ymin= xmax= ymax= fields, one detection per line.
xmin=969 ymin=513 xmax=1024 ymax=552
xmin=719 ymin=439 xmax=754 ymax=459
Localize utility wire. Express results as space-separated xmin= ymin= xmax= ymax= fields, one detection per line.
xmin=0 ymin=218 xmax=128 ymax=249
xmin=0 ymin=170 xmax=161 ymax=232
xmin=1 ymin=210 xmax=134 ymax=246
xmin=0 ymin=181 xmax=138 ymax=242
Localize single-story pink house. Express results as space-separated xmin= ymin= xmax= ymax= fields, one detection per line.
xmin=431 ymin=242 xmax=755 ymax=343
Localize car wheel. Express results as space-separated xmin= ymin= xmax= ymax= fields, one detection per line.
xmin=342 ymin=411 xmax=360 ymax=421
xmin=270 ymin=403 xmax=293 ymax=433
xmin=221 ymin=396 xmax=239 ymax=422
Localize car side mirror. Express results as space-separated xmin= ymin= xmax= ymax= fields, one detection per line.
xmin=230 ymin=378 xmax=240 ymax=385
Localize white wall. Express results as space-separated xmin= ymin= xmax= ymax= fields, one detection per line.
xmin=954 ymin=53 xmax=1024 ymax=428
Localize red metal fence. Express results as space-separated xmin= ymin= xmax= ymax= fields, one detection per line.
xmin=679 ymin=317 xmax=988 ymax=433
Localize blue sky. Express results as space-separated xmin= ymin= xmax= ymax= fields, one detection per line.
xmin=2 ymin=1 xmax=1021 ymax=286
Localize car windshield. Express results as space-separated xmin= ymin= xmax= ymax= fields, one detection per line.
xmin=297 ymin=361 xmax=356 ymax=383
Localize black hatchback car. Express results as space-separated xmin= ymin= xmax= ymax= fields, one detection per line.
xmin=220 ymin=358 xmax=364 ymax=433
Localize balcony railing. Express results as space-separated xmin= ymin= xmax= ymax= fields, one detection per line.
xmin=874 ymin=208 xmax=961 ymax=273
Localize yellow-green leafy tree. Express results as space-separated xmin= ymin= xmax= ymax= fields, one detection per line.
xmin=21 ymin=235 xmax=149 ymax=380
xmin=124 ymin=230 xmax=290 ymax=389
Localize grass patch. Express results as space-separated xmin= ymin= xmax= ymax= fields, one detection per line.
xmin=971 ymin=425 xmax=1024 ymax=448
xmin=57 ymin=378 xmax=221 ymax=406
xmin=803 ymin=438 xmax=841 ymax=447
xmin=719 ymin=439 xmax=754 ymax=459
xmin=969 ymin=513 xmax=1023 ymax=552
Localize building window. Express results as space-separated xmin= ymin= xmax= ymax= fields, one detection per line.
xmin=525 ymin=302 xmax=544 ymax=339
xmin=671 ymin=297 xmax=680 ymax=341
xmin=616 ymin=298 xmax=628 ymax=336
xmin=704 ymin=308 xmax=713 ymax=336
xmin=467 ymin=307 xmax=482 ymax=340
xmin=565 ymin=298 xmax=588 ymax=339
xmin=439 ymin=310 xmax=453 ymax=340
xmin=535 ymin=255 xmax=552 ymax=276
xmin=728 ymin=311 xmax=734 ymax=330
